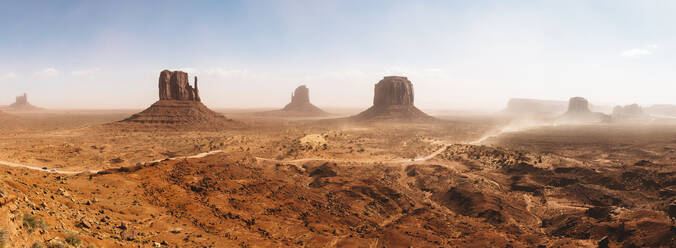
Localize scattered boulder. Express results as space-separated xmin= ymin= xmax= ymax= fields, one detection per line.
xmin=352 ymin=76 xmax=433 ymax=121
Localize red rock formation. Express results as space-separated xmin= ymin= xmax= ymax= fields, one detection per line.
xmin=118 ymin=70 xmax=236 ymax=129
xmin=158 ymin=70 xmax=200 ymax=101
xmin=353 ymin=76 xmax=432 ymax=121
xmin=373 ymin=76 xmax=414 ymax=107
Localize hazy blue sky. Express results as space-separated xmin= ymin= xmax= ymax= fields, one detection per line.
xmin=1 ymin=0 xmax=675 ymax=110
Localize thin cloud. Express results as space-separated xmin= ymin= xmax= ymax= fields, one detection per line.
xmin=71 ymin=68 xmax=100 ymax=76
xmin=34 ymin=68 xmax=60 ymax=78
xmin=621 ymin=44 xmax=658 ymax=58
xmin=0 ymin=72 xmax=19 ymax=81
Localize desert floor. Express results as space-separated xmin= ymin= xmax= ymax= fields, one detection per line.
xmin=0 ymin=110 xmax=674 ymax=247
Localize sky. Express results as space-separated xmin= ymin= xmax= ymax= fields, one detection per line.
xmin=0 ymin=0 xmax=675 ymax=110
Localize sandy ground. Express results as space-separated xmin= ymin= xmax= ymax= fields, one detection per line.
xmin=0 ymin=110 xmax=674 ymax=247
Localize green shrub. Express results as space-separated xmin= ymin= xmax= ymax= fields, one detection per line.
xmin=22 ymin=214 xmax=47 ymax=233
xmin=65 ymin=234 xmax=82 ymax=246
xmin=31 ymin=242 xmax=44 ymax=248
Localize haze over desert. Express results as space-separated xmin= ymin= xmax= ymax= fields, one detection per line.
xmin=1 ymin=1 xmax=675 ymax=248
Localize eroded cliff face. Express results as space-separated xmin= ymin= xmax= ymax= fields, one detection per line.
xmin=158 ymin=70 xmax=200 ymax=101
xmin=373 ymin=76 xmax=414 ymax=107
xmin=353 ymin=76 xmax=432 ymax=121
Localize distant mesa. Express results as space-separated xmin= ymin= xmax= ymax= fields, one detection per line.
xmin=352 ymin=76 xmax=433 ymax=121
xmin=6 ymin=93 xmax=42 ymax=111
xmin=611 ymin=104 xmax=650 ymax=122
xmin=261 ymin=85 xmax=329 ymax=117
xmin=118 ymin=70 xmax=237 ymax=129
xmin=503 ymin=98 xmax=612 ymax=117
xmin=559 ymin=97 xmax=609 ymax=123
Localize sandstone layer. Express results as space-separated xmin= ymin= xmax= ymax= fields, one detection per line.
xmin=353 ymin=76 xmax=432 ymax=121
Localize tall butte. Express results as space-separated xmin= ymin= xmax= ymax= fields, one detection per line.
xmin=7 ymin=93 xmax=41 ymax=111
xmin=279 ymin=85 xmax=328 ymax=116
xmin=118 ymin=70 xmax=236 ymax=129
xmin=352 ymin=76 xmax=433 ymax=121
xmin=559 ymin=96 xmax=609 ymax=123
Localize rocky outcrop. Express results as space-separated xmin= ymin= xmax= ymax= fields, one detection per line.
xmin=158 ymin=70 xmax=200 ymax=101
xmin=353 ymin=76 xmax=433 ymax=121
xmin=7 ymin=93 xmax=41 ymax=111
xmin=559 ymin=97 xmax=609 ymax=123
xmin=117 ymin=70 xmax=237 ymax=129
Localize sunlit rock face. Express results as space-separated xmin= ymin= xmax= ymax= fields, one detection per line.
xmin=158 ymin=70 xmax=200 ymax=101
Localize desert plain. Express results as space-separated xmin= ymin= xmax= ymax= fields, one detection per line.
xmin=0 ymin=106 xmax=674 ymax=248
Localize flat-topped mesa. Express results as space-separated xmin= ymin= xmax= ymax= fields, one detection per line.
xmin=352 ymin=76 xmax=432 ymax=121
xmin=566 ymin=97 xmax=591 ymax=114
xmin=560 ymin=96 xmax=609 ymax=123
xmin=373 ymin=76 xmax=414 ymax=107
xmin=158 ymin=70 xmax=200 ymax=101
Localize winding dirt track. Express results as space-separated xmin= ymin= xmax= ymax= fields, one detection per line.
xmin=0 ymin=150 xmax=227 ymax=175
xmin=0 ymin=143 xmax=451 ymax=175
xmin=0 ymin=126 xmax=514 ymax=175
